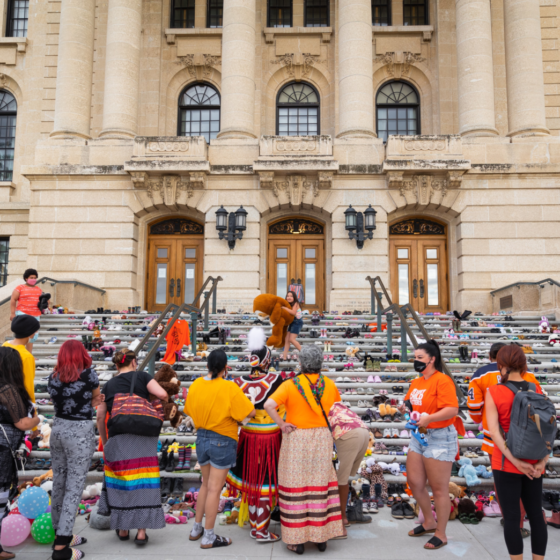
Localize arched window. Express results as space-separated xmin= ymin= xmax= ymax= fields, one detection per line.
xmin=376 ymin=81 xmax=419 ymax=142
xmin=0 ymin=91 xmax=17 ymax=182
xmin=403 ymin=0 xmax=428 ymax=25
xmin=178 ymin=83 xmax=220 ymax=143
xmin=277 ymin=82 xmax=319 ymax=136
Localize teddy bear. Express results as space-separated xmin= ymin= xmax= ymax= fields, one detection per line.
xmin=38 ymin=422 xmax=51 ymax=449
xmin=150 ymin=363 xmax=182 ymax=428
xmin=448 ymin=482 xmax=463 ymax=520
xmin=33 ymin=469 xmax=53 ymax=487
xmin=253 ymin=294 xmax=294 ymax=348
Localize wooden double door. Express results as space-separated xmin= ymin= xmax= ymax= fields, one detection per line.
xmin=267 ymin=237 xmax=324 ymax=312
xmin=146 ymin=236 xmax=204 ymax=312
xmin=389 ymin=237 xmax=448 ymax=314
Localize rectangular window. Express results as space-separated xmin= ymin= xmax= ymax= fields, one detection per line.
xmin=207 ymin=0 xmax=223 ymax=28
xmin=398 ymin=263 xmax=409 ymax=305
xmin=372 ymin=0 xmax=391 ymax=26
xmin=403 ymin=0 xmax=428 ymax=25
xmin=268 ymin=0 xmax=292 ymax=27
xmin=427 ymin=264 xmax=439 ymax=306
xmin=171 ymin=0 xmax=195 ymax=28
xmin=305 ymin=0 xmax=329 ymax=27
xmin=0 ymin=237 xmax=8 ymax=288
xmin=6 ymin=0 xmax=28 ymax=38
xmin=0 ymin=114 xmax=16 ymax=182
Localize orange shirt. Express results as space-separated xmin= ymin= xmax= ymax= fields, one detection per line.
xmin=15 ymin=284 xmax=42 ymax=317
xmin=468 ymin=368 xmax=540 ymax=454
xmin=405 ymin=371 xmax=458 ymax=429
xmin=270 ymin=374 xmax=341 ymax=430
xmin=488 ymin=383 xmax=543 ymax=474
xmin=162 ymin=319 xmax=191 ymax=365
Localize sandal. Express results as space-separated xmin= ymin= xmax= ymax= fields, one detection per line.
xmin=424 ymin=536 xmax=447 ymax=550
xmin=288 ymin=544 xmax=305 ymax=555
xmin=408 ymin=525 xmax=436 ymax=537
xmin=256 ymin=531 xmax=281 ymax=544
xmin=200 ymin=535 xmax=232 ymax=549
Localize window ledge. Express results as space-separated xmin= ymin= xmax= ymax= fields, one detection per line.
xmin=0 ymin=37 xmax=27 ymax=52
xmin=264 ymin=27 xmax=333 ymax=44
xmin=165 ymin=28 xmax=222 ymax=45
xmin=372 ymin=25 xmax=433 ymax=42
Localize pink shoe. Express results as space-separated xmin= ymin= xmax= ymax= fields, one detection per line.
xmin=374 ymin=375 xmax=382 ymax=383
xmin=466 ymin=431 xmax=476 ymax=438
xmin=165 ymin=514 xmax=179 ymax=524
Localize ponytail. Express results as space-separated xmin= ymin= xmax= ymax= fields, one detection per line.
xmin=207 ymin=349 xmax=227 ymax=379
xmin=417 ymin=339 xmax=443 ymax=372
xmin=112 ymin=349 xmax=136 ymax=369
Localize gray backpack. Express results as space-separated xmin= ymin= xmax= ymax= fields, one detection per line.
xmin=501 ymin=381 xmax=557 ymax=464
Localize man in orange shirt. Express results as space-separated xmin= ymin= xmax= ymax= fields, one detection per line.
xmin=467 ymin=342 xmax=539 ymax=537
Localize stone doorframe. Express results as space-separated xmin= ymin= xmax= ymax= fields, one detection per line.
xmin=259 ymin=209 xmax=332 ymax=309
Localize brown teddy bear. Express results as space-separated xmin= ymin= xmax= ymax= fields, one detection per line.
xmin=150 ymin=363 xmax=182 ymax=428
xmin=253 ymin=294 xmax=295 ymax=348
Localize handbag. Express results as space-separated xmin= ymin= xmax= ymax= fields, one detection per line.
xmin=108 ymin=371 xmax=164 ymax=437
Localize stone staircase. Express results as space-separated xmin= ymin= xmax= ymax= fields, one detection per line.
xmin=18 ymin=311 xmax=560 ymax=489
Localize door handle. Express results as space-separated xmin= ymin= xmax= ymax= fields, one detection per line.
xmin=169 ymin=278 xmax=175 ymax=297
xmin=413 ymin=279 xmax=418 ymax=298
xmin=177 ymin=278 xmax=181 ymax=299
xmin=420 ymin=279 xmax=425 ymax=299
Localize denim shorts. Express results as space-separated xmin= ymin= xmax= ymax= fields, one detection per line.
xmin=16 ymin=310 xmax=40 ymax=343
xmin=196 ymin=428 xmax=238 ymax=469
xmin=288 ymin=318 xmax=304 ymax=335
xmin=409 ymin=425 xmax=458 ymax=462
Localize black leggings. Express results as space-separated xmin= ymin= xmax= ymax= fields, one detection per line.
xmin=493 ymin=469 xmax=547 ymax=557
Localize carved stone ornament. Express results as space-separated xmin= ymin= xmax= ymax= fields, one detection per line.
xmin=387 ymin=171 xmax=404 ymax=190
xmin=392 ymin=175 xmax=451 ymax=205
xmin=269 ymin=218 xmax=324 ymax=235
xmin=258 ymin=171 xmax=275 ymax=189
xmin=272 ymin=175 xmax=319 ymax=205
xmin=389 ymin=218 xmax=445 ymax=236
xmin=275 ymin=139 xmax=317 ymax=152
xmin=272 ymin=53 xmax=323 ymax=82
xmin=318 ymin=171 xmax=333 ymax=189
xmin=135 ymin=174 xmax=200 ymax=202
xmin=189 ymin=172 xmax=206 ymax=190
xmin=0 ymin=74 xmax=7 ymax=88
xmin=404 ymin=139 xmax=446 ymax=151
xmin=130 ymin=171 xmax=147 ymax=189
xmin=177 ymin=53 xmax=221 ymax=80
xmin=148 ymin=141 xmax=190 ymax=153
xmin=374 ymin=51 xmax=425 ymax=79
xmin=150 ymin=218 xmax=204 ymax=235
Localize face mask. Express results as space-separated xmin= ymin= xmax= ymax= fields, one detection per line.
xmin=27 ymin=279 xmax=37 ymax=286
xmin=413 ymin=360 xmax=428 ymax=373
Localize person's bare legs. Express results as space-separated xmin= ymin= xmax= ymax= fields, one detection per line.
xmin=338 ymin=484 xmax=349 ymax=537
xmin=291 ymin=333 xmax=302 ymax=352
xmin=406 ymin=451 xmax=435 ymax=533
xmin=195 ymin=464 xmax=229 ymax=531
xmin=423 ymin=457 xmax=453 ymax=547
xmin=282 ymin=333 xmax=291 ymax=361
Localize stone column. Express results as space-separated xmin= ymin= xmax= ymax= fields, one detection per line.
xmin=51 ymin=0 xmax=96 ymax=139
xmin=503 ymin=0 xmax=549 ymax=136
xmin=100 ymin=0 xmax=143 ymax=138
xmin=455 ymin=0 xmax=498 ymax=136
xmin=217 ymin=0 xmax=257 ymax=138
xmin=337 ymin=0 xmax=375 ymax=138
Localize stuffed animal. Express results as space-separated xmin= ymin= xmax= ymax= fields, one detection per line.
xmin=448 ymin=482 xmax=463 ymax=520
xmin=150 ymin=364 xmax=182 ymax=428
xmin=457 ymin=498 xmax=484 ymax=521
xmin=33 ymin=469 xmax=53 ymax=487
xmin=38 ymin=423 xmax=51 ymax=448
xmin=457 ymin=458 xmax=481 ymax=486
xmin=548 ymin=333 xmax=560 ymax=347
xmin=253 ymin=294 xmax=294 ymax=348
xmin=540 ymin=316 xmax=550 ymax=333
xmin=226 ymin=500 xmax=241 ymax=524
xmin=82 ymin=483 xmax=102 ymax=500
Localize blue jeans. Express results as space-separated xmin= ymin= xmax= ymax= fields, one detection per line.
xmin=409 ymin=425 xmax=458 ymax=462
xmin=15 ymin=310 xmax=40 ymax=343
xmin=196 ymin=429 xmax=237 ymax=469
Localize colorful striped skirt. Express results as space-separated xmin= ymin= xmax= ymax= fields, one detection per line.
xmin=278 ymin=427 xmax=343 ymax=544
xmin=97 ymin=433 xmax=165 ymax=530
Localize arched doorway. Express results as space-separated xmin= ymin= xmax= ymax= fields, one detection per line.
xmin=267 ymin=217 xmax=325 ymax=312
xmin=145 ymin=217 xmax=204 ymax=312
xmin=389 ymin=217 xmax=448 ymax=314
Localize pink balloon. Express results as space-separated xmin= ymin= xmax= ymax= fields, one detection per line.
xmin=0 ymin=514 xmax=31 ymax=547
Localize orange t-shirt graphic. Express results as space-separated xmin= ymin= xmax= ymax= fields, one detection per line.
xmin=15 ymin=284 xmax=42 ymax=316
xmin=405 ymin=371 xmax=459 ymax=429
xmin=162 ymin=319 xmax=191 ymax=365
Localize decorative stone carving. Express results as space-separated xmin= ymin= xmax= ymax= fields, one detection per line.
xmin=258 ymin=135 xmax=333 ymax=157
xmin=389 ymin=218 xmax=445 ymax=236
xmin=269 ymin=218 xmax=324 ymax=235
xmin=0 ymin=74 xmax=7 ymax=88
xmin=447 ymin=170 xmax=464 ymax=189
xmin=272 ymin=53 xmax=323 ymax=81
xmin=179 ymin=175 xmax=194 ymax=199
xmin=404 ymin=139 xmax=446 ymax=151
xmin=318 ymin=171 xmax=333 ymax=189
xmin=148 ymin=141 xmax=190 ymax=153
xmin=258 ymin=171 xmax=275 ymax=189
xmin=177 ymin=53 xmax=221 ymax=80
xmin=374 ymin=51 xmax=425 ymax=79
xmin=273 ymin=175 xmax=319 ymax=205
xmin=146 ymin=178 xmax=164 ymax=200
xmin=130 ymin=171 xmax=147 ymax=189
xmin=386 ymin=171 xmax=404 ymax=190
xmin=276 ymin=139 xmax=317 ymax=152
xmin=389 ymin=174 xmax=457 ymax=205
xmin=150 ymin=218 xmax=204 ymax=235
xmin=189 ymin=172 xmax=206 ymax=190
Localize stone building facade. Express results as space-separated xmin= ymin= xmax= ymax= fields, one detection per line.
xmin=0 ymin=0 xmax=560 ymax=313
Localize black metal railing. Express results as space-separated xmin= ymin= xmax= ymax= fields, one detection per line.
xmin=136 ymin=275 xmax=223 ymax=373
xmin=489 ymin=278 xmax=560 ymax=296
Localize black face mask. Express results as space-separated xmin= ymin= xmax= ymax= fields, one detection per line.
xmin=413 ymin=360 xmax=428 ymax=373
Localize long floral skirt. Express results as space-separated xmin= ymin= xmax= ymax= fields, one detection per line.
xmin=278 ymin=427 xmax=343 ymax=544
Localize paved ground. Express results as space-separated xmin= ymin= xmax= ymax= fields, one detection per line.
xmin=10 ymin=507 xmax=560 ymax=560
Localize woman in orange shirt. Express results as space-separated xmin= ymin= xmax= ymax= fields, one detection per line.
xmin=399 ymin=340 xmax=458 ymax=550
xmin=485 ymin=345 xmax=549 ymax=560
xmin=9 ymin=269 xmax=43 ymax=353
xmin=264 ymin=345 xmax=344 ymax=554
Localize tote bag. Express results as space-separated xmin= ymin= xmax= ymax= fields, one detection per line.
xmin=108 ymin=371 xmax=164 ymax=437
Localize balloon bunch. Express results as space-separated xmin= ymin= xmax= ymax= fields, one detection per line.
xmin=0 ymin=486 xmax=55 ymax=547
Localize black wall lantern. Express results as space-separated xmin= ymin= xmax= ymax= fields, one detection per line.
xmin=215 ymin=205 xmax=248 ymax=249
xmin=344 ymin=204 xmax=377 ymax=249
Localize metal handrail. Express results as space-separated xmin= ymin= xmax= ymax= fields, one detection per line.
xmin=0 ymin=276 xmax=106 ymax=307
xmin=490 ymin=278 xmax=560 ymax=296
xmin=136 ymin=275 xmax=223 ymax=372
xmin=366 ymin=276 xmax=462 ymax=402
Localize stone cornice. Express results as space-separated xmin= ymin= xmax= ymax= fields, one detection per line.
xmin=165 ymin=27 xmax=222 ymax=45
xmin=264 ymin=26 xmax=333 ymax=44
